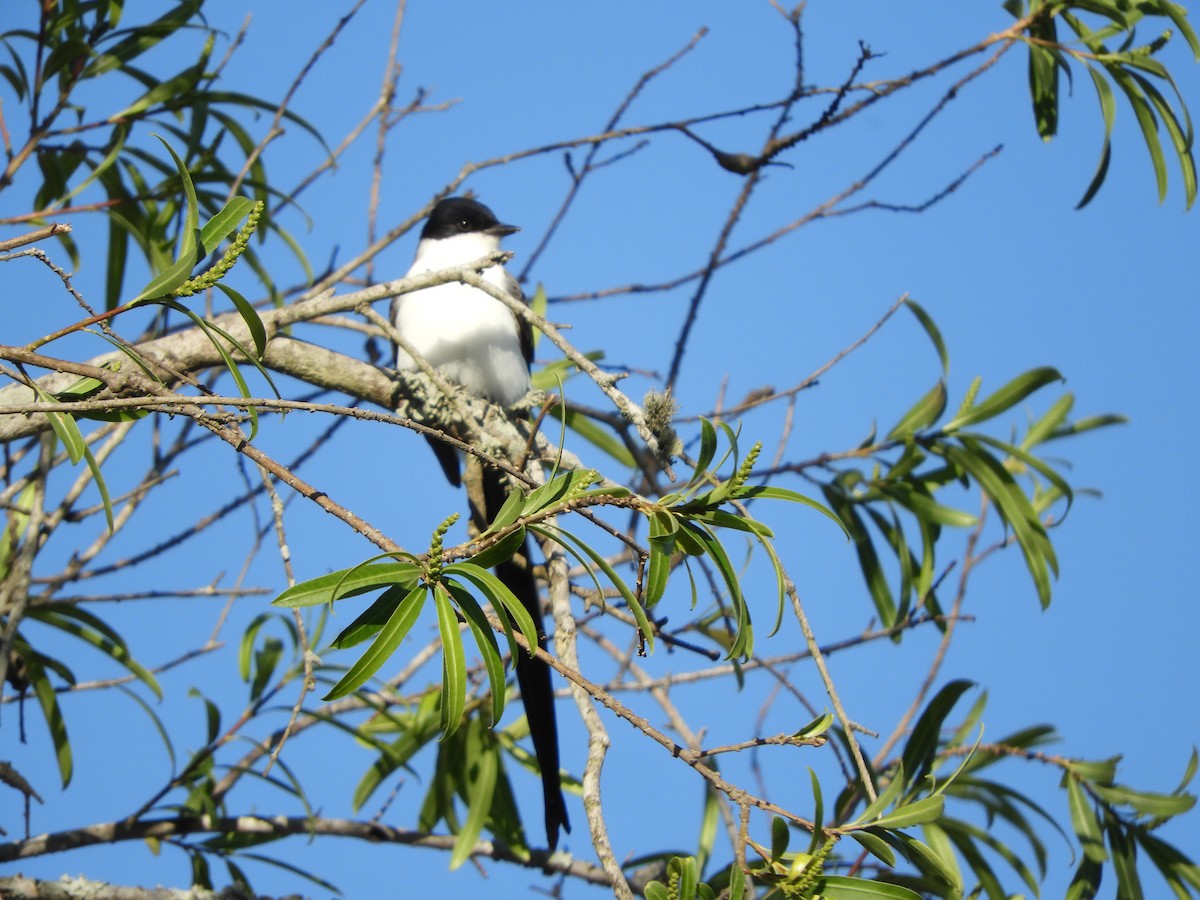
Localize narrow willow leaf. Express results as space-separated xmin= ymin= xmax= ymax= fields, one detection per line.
xmin=887 ymin=382 xmax=947 ymax=439
xmin=468 ymin=526 xmax=527 ymax=571
xmin=770 ymin=815 xmax=790 ymax=860
xmin=814 ymin=875 xmax=922 ymax=899
xmin=883 ymin=485 xmax=977 ymax=529
xmin=1108 ymin=63 xmax=1168 ymax=203
xmin=480 ymin=483 xmax=526 ymax=536
xmin=686 ymin=522 xmax=752 ymax=660
xmin=1066 ymin=857 xmax=1104 ymax=900
xmin=1136 ymin=829 xmax=1200 ymax=895
xmin=870 ymin=795 xmax=945 ymax=829
xmin=449 ymin=726 xmax=498 ymax=869
xmin=435 ymin=585 xmax=466 ymax=737
xmin=691 ymin=417 xmax=719 ymax=487
xmin=1078 ymin=63 xmax=1118 ymax=208
xmin=731 ymin=484 xmax=849 ymax=539
xmin=22 ymin=648 xmax=73 ymax=786
xmin=853 ymin=762 xmax=906 ymax=826
xmin=808 ymin=769 xmax=825 ymax=856
xmin=331 ymin=584 xmax=406 ymax=649
xmin=904 ymin=298 xmax=949 ymax=374
xmin=825 ymin=489 xmax=896 ymax=627
xmin=199 ymin=196 xmax=256 ymax=255
xmin=449 ymin=583 xmax=508 ymax=727
xmin=901 ymin=680 xmax=974 ymax=789
xmin=890 ymin=829 xmax=964 ymax=892
xmin=797 ymin=712 xmax=834 ymax=741
xmin=1069 ymin=776 xmax=1109 ymax=862
xmin=216 ymin=284 xmax=267 ymax=359
xmin=941 ymin=442 xmax=1054 ymax=608
xmin=443 ymin=562 xmax=539 ymax=657
xmin=79 ymin=441 xmax=115 ymax=532
xmin=531 ymin=524 xmax=655 ymax=652
xmin=646 ymin=545 xmax=671 ymax=607
xmin=686 ymin=789 xmax=717 ymax=879
xmin=1090 ymin=782 xmax=1198 ymax=817
xmin=685 ymin=507 xmax=773 ymax=539
xmin=1023 ymin=392 xmax=1075 ymax=449
xmin=521 ymin=467 xmax=598 ymax=516
xmin=1131 ymin=69 xmax=1196 ymax=208
xmin=273 ymin=561 xmax=420 ymax=607
xmin=28 ymin=604 xmax=161 ymax=699
xmin=131 ymin=137 xmax=202 ymax=302
xmin=850 ymin=829 xmax=896 ymax=867
xmin=323 ymin=584 xmax=427 ymax=700
xmin=920 ymin=823 xmax=965 ymax=894
xmin=1109 ymin=818 xmax=1145 ymax=899
xmin=943 ymin=366 xmax=1064 ymax=431
xmin=1029 ymin=33 xmax=1062 ymax=139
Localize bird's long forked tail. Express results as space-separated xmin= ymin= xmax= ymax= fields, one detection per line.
xmin=477 ymin=463 xmax=571 ymax=852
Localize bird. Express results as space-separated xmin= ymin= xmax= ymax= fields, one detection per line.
xmin=391 ymin=196 xmax=570 ymax=851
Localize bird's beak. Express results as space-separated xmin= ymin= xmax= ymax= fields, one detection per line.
xmin=487 ymin=223 xmax=520 ymax=237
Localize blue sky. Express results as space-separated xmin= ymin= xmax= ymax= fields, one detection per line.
xmin=3 ymin=2 xmax=1198 ymax=897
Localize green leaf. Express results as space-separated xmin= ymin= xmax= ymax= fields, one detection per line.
xmin=770 ymin=815 xmax=790 ymax=860
xmin=901 ymin=680 xmax=974 ymax=790
xmin=853 ymin=761 xmax=906 ymax=826
xmin=131 ymin=136 xmax=203 ymax=302
xmin=199 ymin=196 xmax=256 ymax=255
xmin=532 ymin=524 xmax=655 ymax=653
xmin=729 ymin=484 xmax=849 ymax=539
xmin=685 ymin=522 xmax=752 ymax=659
xmin=850 ymin=829 xmax=896 ymax=867
xmin=941 ymin=441 xmax=1055 ymax=608
xmin=814 ymin=875 xmax=923 ymax=899
xmin=443 ymin=563 xmax=540 ymax=657
xmin=1068 ymin=776 xmax=1109 ymax=863
xmin=449 ymin=723 xmax=498 ymax=869
xmin=323 ymin=584 xmax=427 ymax=700
xmin=1090 ymin=782 xmax=1197 ymax=817
xmin=887 ymin=381 xmax=947 ymax=439
xmin=1108 ymin=818 xmax=1145 ymax=900
xmin=1066 ymin=856 xmax=1103 ymax=900
xmin=434 ymin=587 xmax=466 ymax=741
xmin=796 ymin=712 xmax=834 ymax=741
xmin=331 ymin=584 xmax=407 ymax=649
xmin=521 ymin=467 xmax=598 ymax=516
xmin=216 ymin=284 xmax=268 ymax=359
xmin=20 ymin=644 xmax=74 ymax=786
xmin=449 ymin=583 xmax=508 ymax=728
xmin=870 ymin=795 xmax=945 ymax=829
xmin=904 ymin=298 xmax=949 ymax=374
xmin=273 ymin=561 xmax=420 ymax=607
xmin=944 ymin=366 xmax=1064 ymax=431
xmin=28 ymin=605 xmax=161 ymax=699
xmin=824 ymin=488 xmax=895 ymax=627
xmin=468 ymin=526 xmax=527 ymax=571
xmin=1078 ymin=63 xmax=1118 ymax=208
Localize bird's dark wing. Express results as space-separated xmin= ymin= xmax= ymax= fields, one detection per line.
xmin=502 ymin=269 xmax=534 ymax=369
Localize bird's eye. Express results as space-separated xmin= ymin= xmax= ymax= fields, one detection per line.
xmin=457 ymin=219 xmax=471 ymax=231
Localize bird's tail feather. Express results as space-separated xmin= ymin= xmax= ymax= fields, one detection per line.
xmin=480 ymin=467 xmax=570 ymax=851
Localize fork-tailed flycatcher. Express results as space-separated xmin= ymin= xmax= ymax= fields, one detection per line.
xmin=392 ymin=196 xmax=570 ymax=851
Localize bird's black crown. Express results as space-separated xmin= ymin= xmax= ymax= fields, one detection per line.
xmin=420 ymin=196 xmax=518 ymax=240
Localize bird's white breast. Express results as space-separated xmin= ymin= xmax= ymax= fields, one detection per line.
xmin=394 ymin=232 xmax=530 ymax=406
